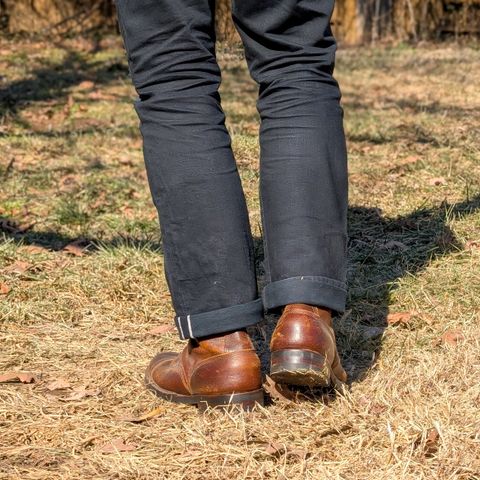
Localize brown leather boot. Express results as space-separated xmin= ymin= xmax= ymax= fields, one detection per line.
xmin=270 ymin=304 xmax=347 ymax=387
xmin=145 ymin=330 xmax=264 ymax=409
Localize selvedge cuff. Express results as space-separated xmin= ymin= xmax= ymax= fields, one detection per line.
xmin=174 ymin=298 xmax=264 ymax=340
xmin=262 ymin=276 xmax=347 ymax=313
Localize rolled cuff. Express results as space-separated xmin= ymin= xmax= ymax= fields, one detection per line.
xmin=262 ymin=276 xmax=347 ymax=313
xmin=174 ymin=298 xmax=263 ymax=340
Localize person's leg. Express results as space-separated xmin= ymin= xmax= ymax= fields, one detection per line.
xmin=232 ymin=0 xmax=348 ymax=385
xmin=116 ymin=0 xmax=262 ymax=339
xmin=232 ymin=0 xmax=348 ymax=312
xmin=116 ymin=0 xmax=263 ymax=407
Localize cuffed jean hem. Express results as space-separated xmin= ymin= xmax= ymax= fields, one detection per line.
xmin=174 ymin=298 xmax=263 ymax=340
xmin=262 ymin=276 xmax=347 ymax=314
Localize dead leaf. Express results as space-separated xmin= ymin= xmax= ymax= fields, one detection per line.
xmin=264 ymin=442 xmax=307 ymax=460
xmin=98 ymin=438 xmax=137 ymax=454
xmin=465 ymin=240 xmax=480 ymax=250
xmin=263 ymin=375 xmax=299 ymax=402
xmin=387 ymin=311 xmax=413 ymax=326
xmin=403 ymin=155 xmax=420 ymax=164
xmin=382 ymin=240 xmax=407 ymax=250
xmin=369 ymin=403 xmax=387 ymax=415
xmin=59 ymin=387 xmax=100 ymax=401
xmin=122 ymin=405 xmax=164 ymax=423
xmin=0 ymin=372 xmax=37 ymax=383
xmin=78 ymin=80 xmax=95 ymax=91
xmin=265 ymin=442 xmax=285 ymax=457
xmin=429 ymin=177 xmax=447 ymax=186
xmin=0 ymin=283 xmax=11 ymax=295
xmin=87 ymin=90 xmax=116 ymax=101
xmin=20 ymin=245 xmax=49 ymax=255
xmin=439 ymin=329 xmax=465 ymax=347
xmin=45 ymin=378 xmax=71 ymax=391
xmin=63 ymin=239 xmax=90 ymax=257
xmin=3 ymin=261 xmax=33 ymax=275
xmin=148 ymin=325 xmax=175 ymax=336
xmin=120 ymin=205 xmax=135 ymax=219
xmin=414 ymin=427 xmax=440 ymax=458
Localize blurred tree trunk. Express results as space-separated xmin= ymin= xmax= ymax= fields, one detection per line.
xmin=215 ymin=0 xmax=240 ymax=42
xmin=4 ymin=0 xmax=115 ymax=34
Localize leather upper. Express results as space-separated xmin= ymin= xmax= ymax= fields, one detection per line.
xmin=270 ymin=304 xmax=347 ymax=382
xmin=149 ymin=331 xmax=262 ymax=396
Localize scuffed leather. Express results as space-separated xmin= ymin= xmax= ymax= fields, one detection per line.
xmin=270 ymin=304 xmax=347 ymax=382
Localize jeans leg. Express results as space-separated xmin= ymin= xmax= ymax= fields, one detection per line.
xmin=116 ymin=0 xmax=262 ymax=339
xmin=232 ymin=0 xmax=348 ymax=313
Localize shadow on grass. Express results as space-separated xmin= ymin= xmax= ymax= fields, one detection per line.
xmin=0 ymin=224 xmax=162 ymax=255
xmin=0 ymin=47 xmax=128 ymax=120
xmin=1 ymin=194 xmax=479 ymax=400
xmin=251 ymin=193 xmax=480 ymax=399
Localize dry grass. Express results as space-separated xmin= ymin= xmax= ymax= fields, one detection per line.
xmin=1 ymin=37 xmax=480 ymax=479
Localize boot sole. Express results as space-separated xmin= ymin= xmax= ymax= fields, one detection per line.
xmin=270 ymin=349 xmax=341 ymax=388
xmin=145 ymin=355 xmax=264 ymax=411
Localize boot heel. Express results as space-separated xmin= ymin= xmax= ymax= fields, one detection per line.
xmin=270 ymin=349 xmax=330 ymax=387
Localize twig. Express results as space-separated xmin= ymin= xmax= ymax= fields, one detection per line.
xmin=3 ymin=157 xmax=15 ymax=178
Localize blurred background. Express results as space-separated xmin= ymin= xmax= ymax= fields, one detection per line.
xmin=1 ymin=0 xmax=480 ymax=44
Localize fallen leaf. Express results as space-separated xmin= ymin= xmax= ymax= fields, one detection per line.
xmin=382 ymin=240 xmax=407 ymax=250
xmin=465 ymin=240 xmax=480 ymax=250
xmin=98 ymin=438 xmax=137 ymax=454
xmin=45 ymin=378 xmax=71 ymax=391
xmin=263 ymin=375 xmax=299 ymax=402
xmin=3 ymin=261 xmax=33 ymax=275
xmin=120 ymin=205 xmax=135 ymax=219
xmin=87 ymin=90 xmax=116 ymax=101
xmin=414 ymin=427 xmax=440 ymax=458
xmin=264 ymin=442 xmax=308 ymax=460
xmin=0 ymin=283 xmax=11 ymax=295
xmin=369 ymin=403 xmax=387 ymax=415
xmin=122 ymin=405 xmax=164 ymax=423
xmin=362 ymin=326 xmax=384 ymax=340
xmin=387 ymin=311 xmax=413 ymax=326
xmin=59 ymin=387 xmax=100 ymax=401
xmin=78 ymin=80 xmax=95 ymax=90
xmin=148 ymin=325 xmax=176 ymax=336
xmin=0 ymin=372 xmax=37 ymax=383
xmin=439 ymin=329 xmax=465 ymax=347
xmin=403 ymin=155 xmax=420 ymax=164
xmin=265 ymin=442 xmax=285 ymax=457
xmin=429 ymin=177 xmax=447 ymax=186
xmin=63 ymin=239 xmax=90 ymax=257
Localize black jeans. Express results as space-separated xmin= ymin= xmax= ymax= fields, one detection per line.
xmin=116 ymin=0 xmax=348 ymax=340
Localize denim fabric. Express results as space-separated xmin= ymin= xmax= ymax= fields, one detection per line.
xmin=116 ymin=0 xmax=348 ymax=340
